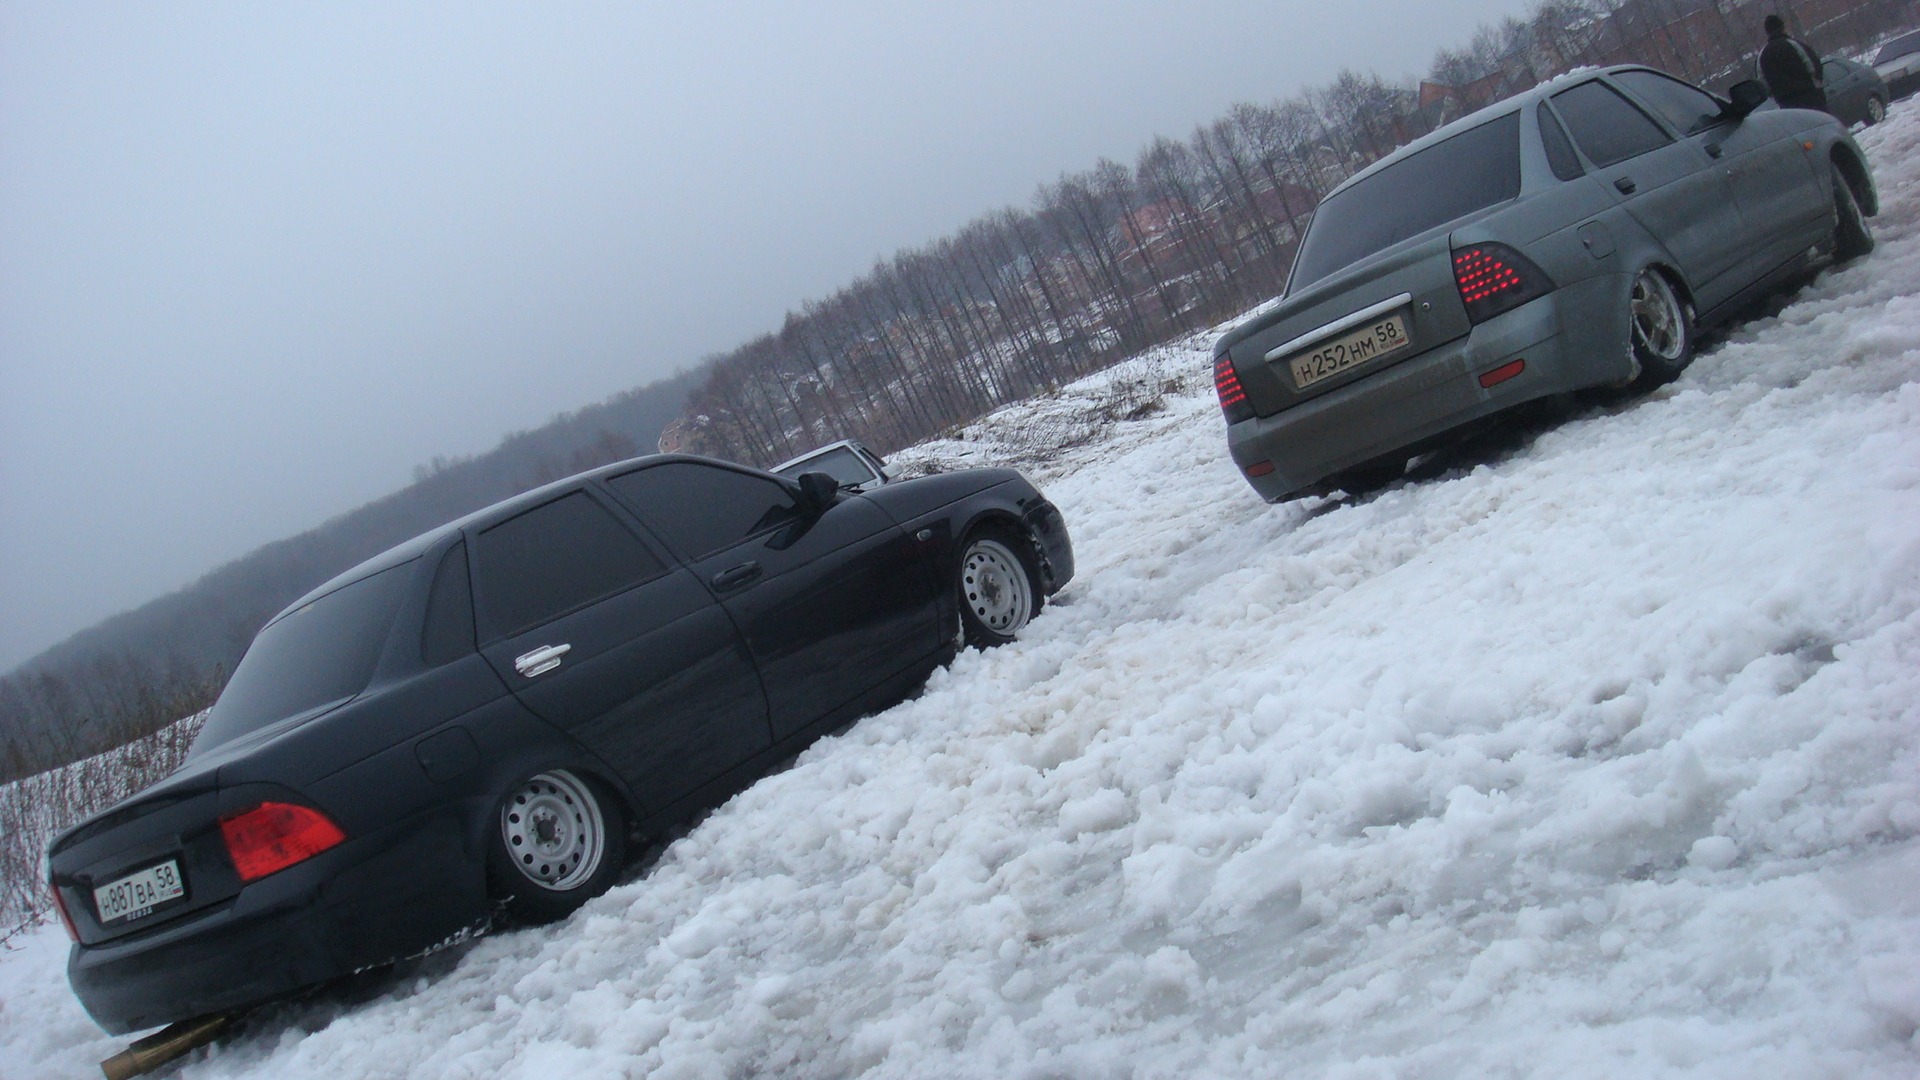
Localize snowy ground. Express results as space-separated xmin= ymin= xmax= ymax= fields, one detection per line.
xmin=7 ymin=111 xmax=1920 ymax=1077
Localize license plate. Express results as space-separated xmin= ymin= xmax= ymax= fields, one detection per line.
xmin=94 ymin=860 xmax=186 ymax=925
xmin=1285 ymin=310 xmax=1412 ymax=389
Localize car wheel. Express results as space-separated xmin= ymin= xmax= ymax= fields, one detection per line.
xmin=489 ymin=769 xmax=626 ymax=923
xmin=1866 ymin=95 xmax=1886 ymax=126
xmin=1628 ymin=267 xmax=1693 ymax=390
xmin=957 ymin=528 xmax=1040 ymax=648
xmin=1832 ymin=163 xmax=1875 ymax=263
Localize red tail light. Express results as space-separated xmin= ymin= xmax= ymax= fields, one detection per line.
xmin=1453 ymin=243 xmax=1553 ymax=324
xmin=219 ymin=802 xmax=346 ymax=883
xmin=50 ymin=884 xmax=79 ymax=942
xmin=1215 ymin=355 xmax=1254 ymax=424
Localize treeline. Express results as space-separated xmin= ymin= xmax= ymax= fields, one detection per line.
xmin=668 ymin=0 xmax=1908 ymax=466
xmin=0 ymin=369 xmax=701 ymax=783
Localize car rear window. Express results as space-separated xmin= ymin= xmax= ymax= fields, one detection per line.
xmin=192 ymin=562 xmax=413 ymax=754
xmin=1289 ymin=112 xmax=1521 ymax=292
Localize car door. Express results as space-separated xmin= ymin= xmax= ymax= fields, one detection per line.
xmin=603 ymin=460 xmax=942 ymax=742
xmin=470 ymin=487 xmax=772 ymax=815
xmin=1548 ymin=77 xmax=1747 ymax=310
xmin=1611 ymin=69 xmax=1826 ymax=274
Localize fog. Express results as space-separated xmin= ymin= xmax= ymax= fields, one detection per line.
xmin=0 ymin=0 xmax=1523 ymax=672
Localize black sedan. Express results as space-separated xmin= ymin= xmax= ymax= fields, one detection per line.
xmin=48 ymin=454 xmax=1073 ymax=1034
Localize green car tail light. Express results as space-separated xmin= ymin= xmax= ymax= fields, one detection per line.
xmin=1453 ymin=242 xmax=1555 ymax=325
xmin=1215 ymin=355 xmax=1254 ymax=424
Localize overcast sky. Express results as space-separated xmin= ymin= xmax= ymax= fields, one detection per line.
xmin=0 ymin=0 xmax=1527 ymax=672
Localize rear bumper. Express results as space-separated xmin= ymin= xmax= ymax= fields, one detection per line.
xmin=69 ymin=805 xmax=486 ymax=1034
xmin=1226 ymin=272 xmax=1631 ymax=501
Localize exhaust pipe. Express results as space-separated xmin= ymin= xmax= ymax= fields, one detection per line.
xmin=100 ymin=1013 xmax=233 ymax=1080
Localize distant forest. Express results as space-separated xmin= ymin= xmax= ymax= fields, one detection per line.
xmin=0 ymin=369 xmax=699 ymax=782
xmin=3 ymin=0 xmax=1909 ymax=784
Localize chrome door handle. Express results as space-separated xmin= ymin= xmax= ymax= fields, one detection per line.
xmin=514 ymin=643 xmax=571 ymax=678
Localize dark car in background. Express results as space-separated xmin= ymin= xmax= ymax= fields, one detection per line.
xmin=1822 ymin=57 xmax=1889 ymax=127
xmin=48 ymin=453 xmax=1072 ymax=1034
xmin=1873 ymin=29 xmax=1920 ymax=100
xmin=1214 ymin=66 xmax=1876 ymax=502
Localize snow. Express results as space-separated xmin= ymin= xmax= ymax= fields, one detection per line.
xmin=7 ymin=111 xmax=1920 ymax=1077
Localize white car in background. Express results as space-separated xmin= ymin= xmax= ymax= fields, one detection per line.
xmin=772 ymin=439 xmax=898 ymax=492
xmin=1873 ymin=29 xmax=1920 ymax=100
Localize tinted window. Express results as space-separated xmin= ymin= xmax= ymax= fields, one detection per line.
xmin=1537 ymin=105 xmax=1585 ymax=181
xmin=192 ymin=563 xmax=412 ymax=753
xmin=776 ymin=445 xmax=875 ymax=488
xmin=421 ymin=541 xmax=474 ymax=666
xmin=1551 ymin=80 xmax=1672 ymax=168
xmin=606 ymin=462 xmax=799 ymax=559
xmin=473 ymin=492 xmax=666 ymax=641
xmin=1613 ymin=70 xmax=1723 ymax=136
xmin=1290 ymin=112 xmax=1521 ymax=291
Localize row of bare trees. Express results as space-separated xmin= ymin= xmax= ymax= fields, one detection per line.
xmin=669 ymin=0 xmax=1914 ymax=466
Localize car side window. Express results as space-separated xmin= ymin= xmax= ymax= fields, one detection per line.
xmin=1537 ymin=105 xmax=1585 ymax=181
xmin=1612 ymin=70 xmax=1724 ymax=136
xmin=472 ymin=491 xmax=667 ymax=641
xmin=605 ymin=462 xmax=800 ymax=559
xmin=1550 ymin=80 xmax=1672 ymax=168
xmin=420 ymin=541 xmax=475 ymax=666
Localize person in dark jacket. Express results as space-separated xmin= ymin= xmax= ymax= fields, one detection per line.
xmin=1759 ymin=14 xmax=1829 ymax=113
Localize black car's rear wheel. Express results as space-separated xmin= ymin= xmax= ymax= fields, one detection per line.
xmin=1628 ymin=267 xmax=1693 ymax=389
xmin=490 ymin=769 xmax=625 ymax=923
xmin=1832 ymin=163 xmax=1875 ymax=263
xmin=958 ymin=529 xmax=1040 ymax=648
xmin=1866 ymin=95 xmax=1886 ymax=126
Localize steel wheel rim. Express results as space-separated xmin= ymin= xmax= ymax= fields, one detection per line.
xmin=961 ymin=538 xmax=1033 ymax=636
xmin=1868 ymin=97 xmax=1886 ymax=124
xmin=1630 ymin=270 xmax=1684 ymax=361
xmin=500 ymin=770 xmax=605 ymax=892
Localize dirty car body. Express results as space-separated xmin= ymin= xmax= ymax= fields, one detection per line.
xmin=1214 ymin=66 xmax=1876 ymax=502
xmin=49 ymin=454 xmax=1072 ymax=1034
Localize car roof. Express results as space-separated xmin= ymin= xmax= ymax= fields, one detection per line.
xmin=1320 ymin=65 xmax=1660 ymax=205
xmin=269 ymin=452 xmax=770 ymax=623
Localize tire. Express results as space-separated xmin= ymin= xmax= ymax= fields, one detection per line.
xmin=1628 ymin=266 xmax=1693 ymax=390
xmin=956 ymin=528 xmax=1041 ymax=648
xmin=489 ymin=769 xmax=626 ymax=923
xmin=1832 ymin=163 xmax=1875 ymax=263
xmin=1865 ymin=95 xmax=1886 ymax=126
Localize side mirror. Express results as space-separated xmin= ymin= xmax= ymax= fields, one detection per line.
xmin=795 ymin=471 xmax=841 ymax=518
xmin=1722 ymin=79 xmax=1769 ymax=120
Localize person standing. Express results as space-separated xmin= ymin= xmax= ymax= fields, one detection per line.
xmin=1759 ymin=14 xmax=1830 ymax=113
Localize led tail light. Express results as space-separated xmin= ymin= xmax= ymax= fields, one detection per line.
xmin=1214 ymin=355 xmax=1254 ymax=424
xmin=1453 ymin=242 xmax=1554 ymax=325
xmin=219 ymin=801 xmax=346 ymax=883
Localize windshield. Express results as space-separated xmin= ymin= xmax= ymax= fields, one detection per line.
xmin=191 ymin=563 xmax=412 ymax=754
xmin=1289 ymin=112 xmax=1521 ymax=293
xmin=1875 ymin=32 xmax=1920 ymax=64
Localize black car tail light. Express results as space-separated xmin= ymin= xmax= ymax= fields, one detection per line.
xmin=220 ymin=801 xmax=346 ymax=883
xmin=50 ymin=883 xmax=79 ymax=941
xmin=1215 ymin=355 xmax=1254 ymax=424
xmin=1453 ymin=243 xmax=1554 ymax=324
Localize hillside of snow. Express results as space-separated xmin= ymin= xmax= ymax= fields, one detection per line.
xmin=5 ymin=110 xmax=1920 ymax=1078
